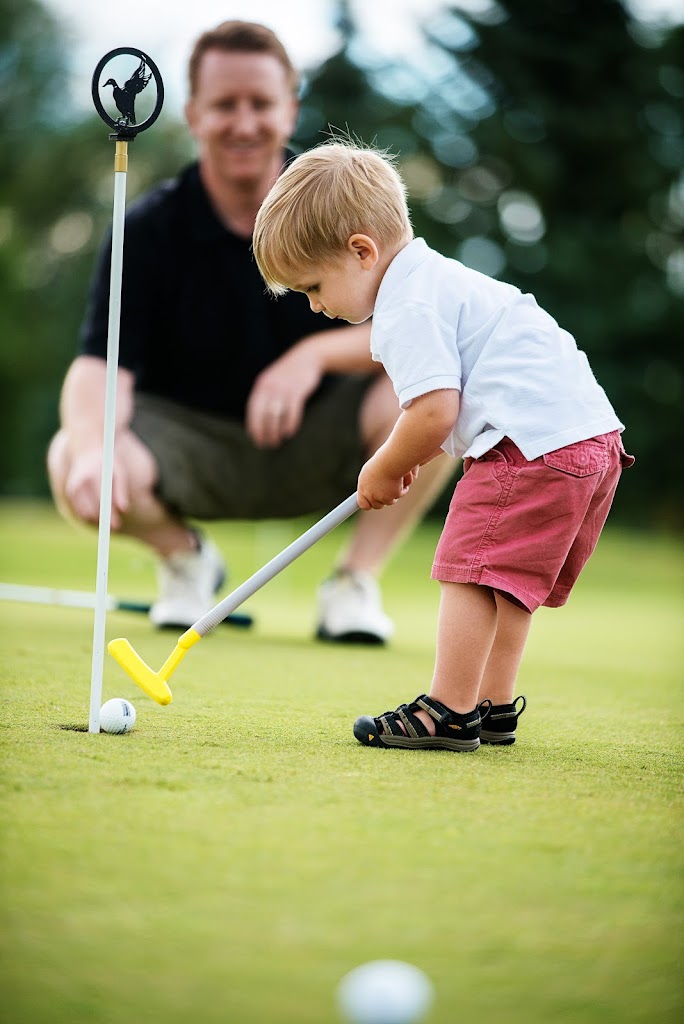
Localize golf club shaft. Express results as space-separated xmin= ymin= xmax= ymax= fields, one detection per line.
xmin=193 ymin=492 xmax=360 ymax=636
xmin=0 ymin=582 xmax=137 ymax=611
xmin=0 ymin=582 xmax=252 ymax=627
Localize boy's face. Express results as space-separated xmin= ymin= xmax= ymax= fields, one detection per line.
xmin=185 ymin=50 xmax=298 ymax=190
xmin=290 ymin=237 xmax=382 ymax=325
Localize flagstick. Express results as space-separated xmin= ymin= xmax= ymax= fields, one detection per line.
xmin=88 ymin=140 xmax=128 ymax=734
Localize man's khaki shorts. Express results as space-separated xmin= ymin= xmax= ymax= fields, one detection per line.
xmin=130 ymin=377 xmax=373 ymax=521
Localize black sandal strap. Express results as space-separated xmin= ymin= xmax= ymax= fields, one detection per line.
xmin=376 ymin=700 xmax=431 ymax=738
xmin=396 ymin=704 xmax=429 ymax=738
xmin=414 ymin=694 xmax=451 ymax=724
xmin=376 ymin=694 xmax=488 ymax=741
xmin=416 ymin=694 xmax=484 ymax=729
xmin=513 ymin=695 xmax=527 ymax=718
xmin=377 ymin=712 xmax=405 ymax=737
xmin=487 ymin=695 xmax=527 ymax=722
xmin=477 ymin=698 xmax=492 ymax=723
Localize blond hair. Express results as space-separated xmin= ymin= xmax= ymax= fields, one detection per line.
xmin=253 ymin=142 xmax=413 ymax=295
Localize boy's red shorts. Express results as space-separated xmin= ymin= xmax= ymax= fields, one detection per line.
xmin=432 ymin=431 xmax=634 ymax=613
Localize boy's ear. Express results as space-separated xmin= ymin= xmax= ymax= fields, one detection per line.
xmin=348 ymin=234 xmax=379 ymax=268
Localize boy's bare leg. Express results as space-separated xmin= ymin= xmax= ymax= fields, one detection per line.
xmin=404 ymin=582 xmax=496 ymax=735
xmin=418 ymin=588 xmax=530 ymax=732
xmin=376 ymin=582 xmax=530 ymax=736
xmin=429 ymin=582 xmax=498 ymax=712
xmin=477 ymin=593 xmax=532 ymax=705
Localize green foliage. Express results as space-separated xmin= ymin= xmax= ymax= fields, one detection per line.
xmin=1 ymin=506 xmax=683 ymax=1022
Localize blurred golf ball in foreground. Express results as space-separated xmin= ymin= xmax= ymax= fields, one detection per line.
xmin=337 ymin=960 xmax=434 ymax=1024
xmin=100 ymin=698 xmax=136 ymax=734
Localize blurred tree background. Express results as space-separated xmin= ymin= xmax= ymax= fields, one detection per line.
xmin=1 ymin=0 xmax=682 ymax=526
xmin=0 ymin=0 xmax=191 ymax=497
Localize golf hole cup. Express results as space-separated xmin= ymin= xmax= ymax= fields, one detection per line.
xmin=336 ymin=960 xmax=434 ymax=1024
xmin=100 ymin=698 xmax=137 ymax=734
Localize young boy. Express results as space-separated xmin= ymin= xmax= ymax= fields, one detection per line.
xmin=253 ymin=142 xmax=634 ymax=752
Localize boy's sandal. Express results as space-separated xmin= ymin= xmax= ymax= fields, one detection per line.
xmin=353 ymin=694 xmax=490 ymax=752
xmin=480 ymin=695 xmax=527 ymax=746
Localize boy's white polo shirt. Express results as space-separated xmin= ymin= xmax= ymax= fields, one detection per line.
xmin=371 ymin=238 xmax=623 ymax=461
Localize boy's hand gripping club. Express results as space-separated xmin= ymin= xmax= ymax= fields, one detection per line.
xmin=108 ymin=493 xmax=360 ymax=704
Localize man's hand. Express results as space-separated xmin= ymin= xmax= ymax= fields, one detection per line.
xmin=64 ymin=445 xmax=130 ymax=529
xmin=56 ymin=357 xmax=136 ymax=529
xmin=357 ymin=454 xmax=419 ymax=511
xmin=246 ymin=344 xmax=323 ymax=449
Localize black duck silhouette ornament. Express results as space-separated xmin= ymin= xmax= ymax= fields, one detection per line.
xmin=103 ymin=58 xmax=151 ymax=124
xmin=92 ymin=47 xmax=164 ymax=139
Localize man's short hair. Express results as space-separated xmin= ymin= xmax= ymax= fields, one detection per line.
xmin=188 ymin=20 xmax=299 ymax=97
xmin=253 ymin=142 xmax=414 ymax=295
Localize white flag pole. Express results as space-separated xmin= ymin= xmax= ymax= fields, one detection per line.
xmin=88 ymin=139 xmax=128 ymax=734
xmin=87 ymin=48 xmax=163 ymax=733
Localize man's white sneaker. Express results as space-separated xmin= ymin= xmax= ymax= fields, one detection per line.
xmin=316 ymin=570 xmax=394 ymax=645
xmin=149 ymin=535 xmax=226 ymax=630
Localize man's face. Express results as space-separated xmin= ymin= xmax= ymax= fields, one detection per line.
xmin=185 ymin=50 xmax=298 ymax=188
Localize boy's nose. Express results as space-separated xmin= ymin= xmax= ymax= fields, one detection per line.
xmin=309 ymin=297 xmax=323 ymax=313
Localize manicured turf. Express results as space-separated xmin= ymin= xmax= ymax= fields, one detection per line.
xmin=1 ymin=501 xmax=682 ymax=1023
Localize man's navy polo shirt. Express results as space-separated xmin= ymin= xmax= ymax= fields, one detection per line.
xmin=79 ymin=161 xmax=346 ymax=422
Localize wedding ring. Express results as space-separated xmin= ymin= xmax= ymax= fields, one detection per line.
xmin=268 ymin=401 xmax=285 ymax=416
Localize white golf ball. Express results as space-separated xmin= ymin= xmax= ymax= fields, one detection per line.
xmin=337 ymin=960 xmax=434 ymax=1024
xmin=100 ymin=698 xmax=137 ymax=734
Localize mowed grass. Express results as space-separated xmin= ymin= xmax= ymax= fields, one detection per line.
xmin=0 ymin=500 xmax=682 ymax=1024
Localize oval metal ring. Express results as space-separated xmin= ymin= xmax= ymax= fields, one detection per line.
xmin=92 ymin=47 xmax=164 ymax=137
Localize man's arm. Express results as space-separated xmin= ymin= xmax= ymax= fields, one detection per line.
xmin=292 ymin=323 xmax=376 ymax=375
xmin=58 ymin=355 xmax=136 ymax=526
xmin=60 ymin=355 xmax=135 ymax=443
xmin=246 ymin=322 xmax=374 ymax=448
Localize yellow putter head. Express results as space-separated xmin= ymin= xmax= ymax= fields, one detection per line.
xmin=107 ymin=629 xmax=201 ymax=705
